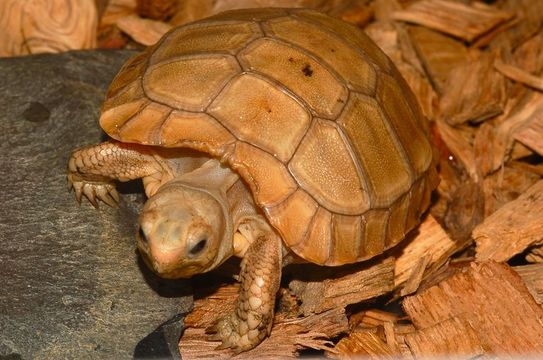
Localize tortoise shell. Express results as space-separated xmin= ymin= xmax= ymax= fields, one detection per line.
xmin=100 ymin=8 xmax=438 ymax=266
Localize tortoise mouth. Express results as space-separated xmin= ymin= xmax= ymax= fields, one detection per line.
xmin=137 ymin=245 xmax=200 ymax=279
xmin=136 ymin=226 xmax=213 ymax=279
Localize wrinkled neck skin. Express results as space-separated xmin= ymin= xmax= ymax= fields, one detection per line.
xmin=137 ymin=159 xmax=239 ymax=279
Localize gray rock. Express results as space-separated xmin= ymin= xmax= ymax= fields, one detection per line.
xmin=0 ymin=50 xmax=192 ymax=359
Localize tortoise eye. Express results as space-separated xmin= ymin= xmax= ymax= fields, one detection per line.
xmin=189 ymin=238 xmax=207 ymax=255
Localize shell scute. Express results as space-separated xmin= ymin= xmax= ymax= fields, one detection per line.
xmin=208 ymin=73 xmax=310 ymax=162
xmin=239 ymin=37 xmax=348 ymax=118
xmin=292 ymin=207 xmax=332 ymax=265
xmin=338 ymin=93 xmax=413 ymax=207
xmin=291 ymin=9 xmax=392 ymax=72
xmin=376 ymin=73 xmax=433 ymax=177
xmin=265 ymin=189 xmax=318 ymax=248
xmin=330 ymin=214 xmax=363 ymax=265
xmin=144 ymin=54 xmax=240 ymax=112
xmin=151 ymin=21 xmax=261 ymax=61
xmin=288 ymin=118 xmax=370 ymax=215
xmin=264 ymin=16 xmax=376 ymax=94
xmin=230 ymin=142 xmax=297 ymax=207
xmin=160 ymin=111 xmax=235 ymax=155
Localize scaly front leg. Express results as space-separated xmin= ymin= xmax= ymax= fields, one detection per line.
xmin=208 ymin=219 xmax=282 ymax=353
xmin=67 ymin=140 xmax=169 ymax=207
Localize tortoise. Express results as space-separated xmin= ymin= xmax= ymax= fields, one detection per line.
xmin=67 ymin=7 xmax=438 ymax=352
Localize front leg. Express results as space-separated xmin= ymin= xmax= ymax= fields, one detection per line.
xmin=67 ymin=140 xmax=169 ymax=207
xmin=208 ymin=220 xmax=282 ymax=353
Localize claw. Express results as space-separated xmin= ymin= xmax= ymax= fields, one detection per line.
xmin=83 ymin=185 xmax=99 ymax=209
xmin=215 ymin=342 xmax=231 ymax=350
xmin=73 ymin=181 xmax=84 ymax=204
xmin=95 ymin=186 xmax=118 ymax=208
xmin=109 ymin=187 xmax=120 ymax=204
xmin=207 ymin=333 xmax=222 ymax=342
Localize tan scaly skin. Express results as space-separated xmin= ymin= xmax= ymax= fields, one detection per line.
xmin=68 ymin=140 xmax=283 ymax=352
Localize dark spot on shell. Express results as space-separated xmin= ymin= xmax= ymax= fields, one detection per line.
xmin=330 ymin=48 xmax=336 ymax=53
xmin=22 ymin=102 xmax=50 ymax=123
xmin=302 ymin=64 xmax=313 ymax=77
xmin=288 ymin=57 xmax=294 ymax=62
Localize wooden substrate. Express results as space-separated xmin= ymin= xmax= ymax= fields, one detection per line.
xmin=403 ymin=262 xmax=543 ymax=357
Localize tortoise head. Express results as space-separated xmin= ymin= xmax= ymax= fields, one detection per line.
xmin=136 ymin=179 xmax=233 ymax=279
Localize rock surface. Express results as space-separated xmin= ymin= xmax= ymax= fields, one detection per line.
xmin=0 ymin=50 xmax=192 ymax=359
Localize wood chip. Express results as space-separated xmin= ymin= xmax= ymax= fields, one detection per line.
xmin=350 ymin=309 xmax=399 ymax=330
xmin=495 ymin=60 xmax=543 ymax=92
xmin=482 ymin=165 xmax=541 ymax=217
xmin=99 ymin=0 xmax=137 ymax=27
xmin=329 ymin=330 xmax=397 ymax=359
xmin=490 ymin=92 xmax=543 ymax=172
xmin=513 ymin=31 xmax=543 ymax=76
xmin=392 ymin=0 xmax=514 ymax=43
xmin=289 ymin=257 xmax=395 ymax=315
xmin=513 ymin=110 xmax=543 ymax=156
xmin=404 ymin=317 xmax=485 ymax=358
xmin=403 ymin=262 xmax=543 ymax=356
xmin=394 ymin=215 xmax=456 ymax=289
xmin=474 ymin=180 xmax=543 ymax=261
xmin=435 ymin=120 xmax=478 ymax=181
xmin=116 ymin=14 xmax=172 ymax=46
xmin=473 ymin=122 xmax=496 ymax=178
xmin=489 ymin=0 xmax=543 ymax=51
xmin=399 ymin=254 xmax=430 ymax=297
xmin=408 ymin=26 xmax=470 ymax=94
xmin=179 ymin=284 xmax=349 ymax=359
xmin=514 ymin=263 xmax=543 ymax=304
xmin=526 ymin=245 xmax=543 ymax=263
xmin=440 ymin=54 xmax=506 ymax=125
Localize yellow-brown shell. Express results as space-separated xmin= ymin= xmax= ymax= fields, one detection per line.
xmin=100 ymin=8 xmax=438 ymax=266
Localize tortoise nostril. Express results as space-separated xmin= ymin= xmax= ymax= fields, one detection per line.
xmin=189 ymin=238 xmax=207 ymax=256
xmin=138 ymin=227 xmax=147 ymax=244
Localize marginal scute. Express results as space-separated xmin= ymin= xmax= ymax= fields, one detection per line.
xmin=144 ymin=55 xmax=240 ymax=112
xmin=362 ymin=209 xmax=388 ymax=258
xmin=330 ymin=214 xmax=363 ymax=265
xmin=230 ymin=142 xmax=297 ymax=207
xmin=386 ymin=192 xmax=411 ymax=247
xmin=338 ymin=93 xmax=413 ymax=207
xmin=289 ymin=118 xmax=370 ymax=215
xmin=265 ymin=189 xmax=318 ymax=248
xmin=238 ymin=38 xmax=348 ymax=118
xmin=160 ymin=111 xmax=235 ymax=156
xmin=118 ymin=102 xmax=171 ymax=144
xmin=151 ymin=21 xmax=261 ymax=62
xmin=404 ymin=178 xmax=426 ymax=232
xmin=102 ymin=80 xmax=145 ymax=114
xmin=100 ymin=98 xmax=149 ymax=137
xmin=208 ymin=74 xmax=310 ymax=162
xmin=265 ymin=17 xmax=376 ymax=94
xmin=292 ymin=207 xmax=332 ymax=265
xmin=377 ymin=73 xmax=433 ymax=177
